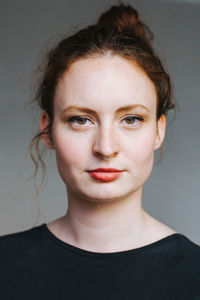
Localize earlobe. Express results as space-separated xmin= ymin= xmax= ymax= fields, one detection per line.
xmin=40 ymin=112 xmax=54 ymax=149
xmin=154 ymin=114 xmax=166 ymax=150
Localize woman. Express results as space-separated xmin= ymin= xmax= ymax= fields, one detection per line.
xmin=0 ymin=3 xmax=199 ymax=299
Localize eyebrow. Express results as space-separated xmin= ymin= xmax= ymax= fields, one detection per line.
xmin=63 ymin=104 xmax=150 ymax=115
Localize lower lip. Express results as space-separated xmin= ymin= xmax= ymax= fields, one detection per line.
xmin=88 ymin=172 xmax=123 ymax=182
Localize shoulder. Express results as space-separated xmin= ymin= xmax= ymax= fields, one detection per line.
xmin=0 ymin=223 xmax=44 ymax=242
xmin=0 ymin=224 xmax=44 ymax=259
xmin=179 ymin=234 xmax=200 ymax=258
xmin=176 ymin=235 xmax=200 ymax=295
xmin=181 ymin=235 xmax=200 ymax=266
xmin=169 ymin=232 xmax=200 ymax=260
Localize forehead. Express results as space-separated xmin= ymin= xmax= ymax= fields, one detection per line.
xmin=54 ymin=55 xmax=157 ymax=113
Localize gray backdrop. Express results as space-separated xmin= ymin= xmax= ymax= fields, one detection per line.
xmin=0 ymin=0 xmax=199 ymax=244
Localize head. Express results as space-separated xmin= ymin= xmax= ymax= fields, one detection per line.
xmin=29 ymin=3 xmax=175 ymax=203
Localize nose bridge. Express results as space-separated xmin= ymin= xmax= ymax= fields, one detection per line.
xmin=93 ymin=122 xmax=119 ymax=157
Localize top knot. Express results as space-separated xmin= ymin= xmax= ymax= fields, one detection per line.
xmin=96 ymin=3 xmax=153 ymax=46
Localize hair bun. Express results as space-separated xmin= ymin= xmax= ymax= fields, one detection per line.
xmin=97 ymin=3 xmax=153 ymax=46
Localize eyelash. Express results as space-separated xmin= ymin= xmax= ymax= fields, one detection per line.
xmin=67 ymin=115 xmax=144 ymax=128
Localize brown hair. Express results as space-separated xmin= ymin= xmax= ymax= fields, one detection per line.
xmin=28 ymin=2 xmax=176 ymax=204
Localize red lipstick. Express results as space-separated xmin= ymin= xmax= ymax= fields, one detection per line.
xmin=87 ymin=168 xmax=124 ymax=182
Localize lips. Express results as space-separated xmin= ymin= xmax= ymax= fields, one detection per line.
xmin=87 ymin=168 xmax=124 ymax=182
xmin=88 ymin=168 xmax=123 ymax=172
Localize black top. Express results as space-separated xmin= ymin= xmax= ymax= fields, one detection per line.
xmin=0 ymin=223 xmax=200 ymax=300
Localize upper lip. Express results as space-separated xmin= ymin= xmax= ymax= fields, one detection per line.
xmin=87 ymin=168 xmax=124 ymax=172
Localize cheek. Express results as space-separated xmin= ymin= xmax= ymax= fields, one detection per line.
xmin=124 ymin=130 xmax=156 ymax=186
xmin=52 ymin=129 xmax=87 ymax=172
xmin=124 ymin=128 xmax=156 ymax=167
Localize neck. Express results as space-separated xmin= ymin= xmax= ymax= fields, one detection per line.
xmin=48 ymin=186 xmax=154 ymax=253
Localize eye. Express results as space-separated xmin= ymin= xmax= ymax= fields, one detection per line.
xmin=122 ymin=115 xmax=144 ymax=127
xmin=68 ymin=116 xmax=92 ymax=126
xmin=67 ymin=115 xmax=144 ymax=128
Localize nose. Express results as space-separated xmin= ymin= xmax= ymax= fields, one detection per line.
xmin=92 ymin=124 xmax=119 ymax=160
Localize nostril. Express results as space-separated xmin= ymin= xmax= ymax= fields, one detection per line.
xmin=96 ymin=152 xmax=118 ymax=160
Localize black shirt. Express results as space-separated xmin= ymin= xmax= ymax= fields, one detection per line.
xmin=0 ymin=223 xmax=200 ymax=299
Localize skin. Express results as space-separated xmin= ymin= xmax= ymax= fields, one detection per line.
xmin=40 ymin=54 xmax=177 ymax=253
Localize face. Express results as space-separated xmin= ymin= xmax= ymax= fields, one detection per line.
xmin=41 ymin=55 xmax=166 ymax=203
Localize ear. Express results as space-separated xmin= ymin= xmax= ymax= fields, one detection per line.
xmin=154 ymin=114 xmax=166 ymax=150
xmin=40 ymin=111 xmax=54 ymax=149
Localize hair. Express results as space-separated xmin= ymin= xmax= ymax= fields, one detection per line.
xmin=28 ymin=2 xmax=176 ymax=211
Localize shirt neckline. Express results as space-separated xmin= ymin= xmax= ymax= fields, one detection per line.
xmin=40 ymin=223 xmax=185 ymax=258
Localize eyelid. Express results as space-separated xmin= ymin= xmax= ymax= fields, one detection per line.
xmin=67 ymin=114 xmax=144 ymax=120
xmin=67 ymin=114 xmax=145 ymax=127
xmin=121 ymin=115 xmax=144 ymax=126
xmin=67 ymin=116 xmax=93 ymax=126
xmin=122 ymin=114 xmax=144 ymax=120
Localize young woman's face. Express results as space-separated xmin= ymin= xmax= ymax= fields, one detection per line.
xmin=41 ymin=55 xmax=166 ymax=203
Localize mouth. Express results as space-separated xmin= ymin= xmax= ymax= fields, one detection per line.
xmin=87 ymin=168 xmax=124 ymax=172
xmin=87 ymin=168 xmax=124 ymax=182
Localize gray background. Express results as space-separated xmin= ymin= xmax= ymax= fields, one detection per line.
xmin=0 ymin=0 xmax=199 ymax=244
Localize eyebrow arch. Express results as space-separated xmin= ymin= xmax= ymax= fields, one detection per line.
xmin=63 ymin=104 xmax=150 ymax=115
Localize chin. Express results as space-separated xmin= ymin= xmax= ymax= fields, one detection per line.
xmin=76 ymin=183 xmax=141 ymax=203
